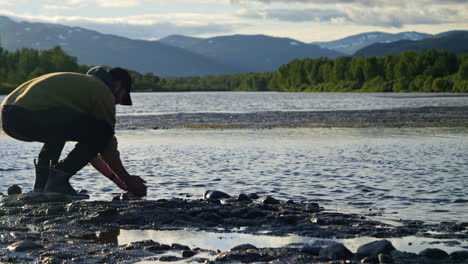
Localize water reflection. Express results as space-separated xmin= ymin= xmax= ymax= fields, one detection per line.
xmin=112 ymin=229 xmax=467 ymax=254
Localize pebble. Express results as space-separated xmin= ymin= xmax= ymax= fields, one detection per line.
xmin=7 ymin=185 xmax=21 ymax=195
xmin=356 ymin=240 xmax=395 ymax=258
xmin=262 ymin=195 xmax=279 ymax=205
xmin=319 ymin=243 xmax=353 ymax=260
xmin=231 ymin=244 xmax=257 ymax=251
xmin=419 ymin=248 xmax=449 ymax=259
xmin=203 ymin=190 xmax=231 ymax=200
xmin=7 ymin=240 xmax=43 ymax=251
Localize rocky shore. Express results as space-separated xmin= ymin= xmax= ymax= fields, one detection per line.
xmin=117 ymin=106 xmax=468 ymax=130
xmin=1 ymin=189 xmax=467 ymax=263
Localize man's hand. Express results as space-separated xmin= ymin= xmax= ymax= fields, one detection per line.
xmin=126 ymin=175 xmax=147 ymax=196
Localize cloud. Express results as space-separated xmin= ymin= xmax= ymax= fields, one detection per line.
xmin=0 ymin=11 xmax=241 ymax=39
xmin=235 ymin=2 xmax=468 ymax=28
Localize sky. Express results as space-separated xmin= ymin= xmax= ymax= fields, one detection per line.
xmin=0 ymin=0 xmax=467 ymax=43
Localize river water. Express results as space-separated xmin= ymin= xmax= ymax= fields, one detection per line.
xmin=0 ymin=92 xmax=467 ymax=224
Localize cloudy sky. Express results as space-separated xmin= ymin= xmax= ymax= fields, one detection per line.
xmin=0 ymin=0 xmax=467 ymax=42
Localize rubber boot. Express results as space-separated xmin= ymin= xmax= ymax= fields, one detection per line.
xmin=33 ymin=159 xmax=49 ymax=192
xmin=44 ymin=167 xmax=89 ymax=198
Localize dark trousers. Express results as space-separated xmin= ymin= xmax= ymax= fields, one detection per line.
xmin=1 ymin=105 xmax=114 ymax=175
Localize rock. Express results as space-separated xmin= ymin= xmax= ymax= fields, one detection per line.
xmin=237 ymin=193 xmax=252 ymax=202
xmin=244 ymin=208 xmax=266 ymax=219
xmin=196 ymin=212 xmax=222 ymax=222
xmin=378 ymin=253 xmax=393 ymax=264
xmin=203 ymin=190 xmax=230 ymax=200
xmin=46 ymin=205 xmax=65 ymax=215
xmin=171 ymin=243 xmax=190 ymax=251
xmin=419 ymin=248 xmax=449 ymax=259
xmin=262 ymin=195 xmax=279 ymax=205
xmin=7 ymin=240 xmax=43 ymax=251
xmin=360 ymin=256 xmax=379 ymax=263
xmin=220 ymin=198 xmax=236 ymax=205
xmin=66 ymin=202 xmax=78 ymax=214
xmin=1 ymin=192 xmax=73 ymax=206
xmin=248 ymin=193 xmax=259 ymax=199
xmin=390 ymin=250 xmax=418 ymax=261
xmin=231 ymin=244 xmax=257 ymax=251
xmin=306 ymin=202 xmax=320 ymax=212
xmin=7 ymin=184 xmax=21 ymax=195
xmin=450 ymin=250 xmax=468 ymax=261
xmin=285 ymin=199 xmax=295 ymax=205
xmin=112 ymin=193 xmax=130 ymax=202
xmin=301 ymin=245 xmax=321 ymax=255
xmin=182 ymin=250 xmax=196 ymax=258
xmin=159 ymin=255 xmax=182 ymax=261
xmin=356 ymin=240 xmax=395 ymax=258
xmin=319 ymin=243 xmax=353 ymax=260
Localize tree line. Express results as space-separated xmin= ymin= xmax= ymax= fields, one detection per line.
xmin=1 ymin=44 xmax=467 ymax=94
xmin=159 ymin=49 xmax=468 ymax=93
xmin=0 ymin=45 xmax=161 ymax=94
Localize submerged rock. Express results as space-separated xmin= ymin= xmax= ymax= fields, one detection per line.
xmin=319 ymin=243 xmax=353 ymax=260
xmin=356 ymin=239 xmax=395 ymax=258
xmin=7 ymin=184 xmax=21 ymax=195
xmin=203 ymin=190 xmax=231 ymax=200
xmin=7 ymin=240 xmax=43 ymax=251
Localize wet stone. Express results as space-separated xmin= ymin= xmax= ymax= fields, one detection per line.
xmin=356 ymin=240 xmax=395 ymax=258
xmin=248 ymin=193 xmax=259 ymax=199
xmin=231 ymin=244 xmax=257 ymax=251
xmin=378 ymin=253 xmax=393 ymax=264
xmin=262 ymin=195 xmax=280 ymax=205
xmin=237 ymin=193 xmax=252 ymax=202
xmin=244 ymin=208 xmax=266 ymax=219
xmin=450 ymin=250 xmax=468 ymax=260
xmin=419 ymin=248 xmax=449 ymax=259
xmin=182 ymin=250 xmax=196 ymax=258
xmin=360 ymin=256 xmax=379 ymax=263
xmin=159 ymin=255 xmax=182 ymax=262
xmin=171 ymin=243 xmax=190 ymax=251
xmin=203 ymin=190 xmax=231 ymax=201
xmin=306 ymin=202 xmax=320 ymax=212
xmin=46 ymin=205 xmax=65 ymax=215
xmin=319 ymin=243 xmax=353 ymax=260
xmin=7 ymin=185 xmax=21 ymax=195
xmin=7 ymin=240 xmax=43 ymax=251
xmin=1 ymin=192 xmax=73 ymax=206
xmin=391 ymin=249 xmax=418 ymax=260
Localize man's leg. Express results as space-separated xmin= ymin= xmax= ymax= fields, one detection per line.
xmin=34 ymin=140 xmax=65 ymax=192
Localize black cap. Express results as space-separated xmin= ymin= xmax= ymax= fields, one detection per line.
xmin=109 ymin=67 xmax=132 ymax=106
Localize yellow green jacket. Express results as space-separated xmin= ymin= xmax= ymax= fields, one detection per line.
xmin=1 ymin=72 xmax=122 ymax=170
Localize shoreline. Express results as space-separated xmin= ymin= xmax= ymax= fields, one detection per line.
xmin=1 ymin=192 xmax=467 ymax=263
xmin=116 ymin=106 xmax=468 ymax=130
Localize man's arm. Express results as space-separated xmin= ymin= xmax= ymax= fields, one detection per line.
xmin=90 ymin=156 xmax=128 ymax=191
xmin=99 ymin=136 xmax=148 ymax=196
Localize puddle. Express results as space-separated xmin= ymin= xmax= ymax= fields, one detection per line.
xmin=97 ymin=229 xmax=467 ymax=254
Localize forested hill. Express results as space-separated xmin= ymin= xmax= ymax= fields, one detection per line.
xmin=1 ymin=45 xmax=467 ymax=95
xmin=354 ymin=31 xmax=468 ymax=57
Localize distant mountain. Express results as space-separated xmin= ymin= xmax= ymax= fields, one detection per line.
xmin=0 ymin=16 xmax=238 ymax=77
xmin=159 ymin=34 xmax=344 ymax=72
xmin=353 ymin=31 xmax=468 ymax=57
xmin=313 ymin=31 xmax=431 ymax=54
